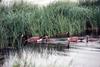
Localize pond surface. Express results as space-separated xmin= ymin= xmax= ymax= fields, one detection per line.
xmin=25 ymin=38 xmax=100 ymax=67
xmin=67 ymin=46 xmax=100 ymax=67
xmin=1 ymin=38 xmax=100 ymax=67
xmin=59 ymin=38 xmax=100 ymax=67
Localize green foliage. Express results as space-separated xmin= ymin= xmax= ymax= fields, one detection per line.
xmin=0 ymin=2 xmax=99 ymax=48
xmin=13 ymin=63 xmax=20 ymax=67
xmin=44 ymin=2 xmax=94 ymax=35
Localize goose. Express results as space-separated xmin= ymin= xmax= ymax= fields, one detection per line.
xmin=68 ymin=36 xmax=78 ymax=42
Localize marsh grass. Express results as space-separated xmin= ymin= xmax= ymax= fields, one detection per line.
xmin=0 ymin=2 xmax=100 ymax=48
xmin=3 ymin=49 xmax=72 ymax=67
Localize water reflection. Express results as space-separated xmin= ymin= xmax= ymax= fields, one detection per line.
xmin=1 ymin=38 xmax=100 ymax=67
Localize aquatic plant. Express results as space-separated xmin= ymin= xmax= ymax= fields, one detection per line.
xmin=3 ymin=49 xmax=72 ymax=67
xmin=0 ymin=2 xmax=99 ymax=48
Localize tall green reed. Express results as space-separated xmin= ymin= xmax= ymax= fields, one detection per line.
xmin=0 ymin=2 xmax=99 ymax=48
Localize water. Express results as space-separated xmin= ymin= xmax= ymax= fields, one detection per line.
xmin=40 ymin=38 xmax=100 ymax=67
xmin=67 ymin=47 xmax=100 ymax=67
xmin=65 ymin=41 xmax=100 ymax=67
xmin=1 ymin=38 xmax=100 ymax=67
xmin=26 ymin=38 xmax=100 ymax=67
